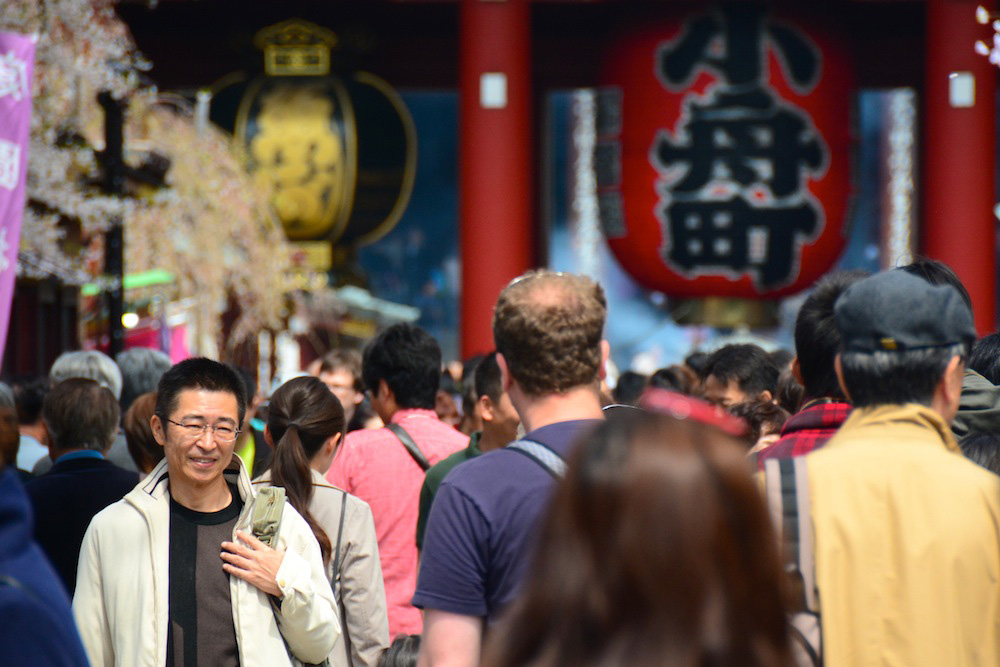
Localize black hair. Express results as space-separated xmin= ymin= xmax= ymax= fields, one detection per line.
xmin=794 ymin=270 xmax=868 ymax=400
xmin=703 ymin=344 xmax=779 ymax=398
xmin=768 ymin=348 xmax=794 ymax=371
xmin=969 ymin=333 xmax=1000 ymax=385
xmin=727 ymin=400 xmax=790 ymax=448
xmin=378 ymin=634 xmax=421 ymax=667
xmin=612 ymin=370 xmax=648 ymax=406
xmin=155 ymin=357 xmax=248 ymax=427
xmin=361 ymin=324 xmax=441 ymax=410
xmin=474 ymin=352 xmax=503 ymax=403
xmin=839 ymin=344 xmax=966 ymax=408
xmin=898 ymin=257 xmax=973 ymax=312
xmin=684 ymin=351 xmax=710 ymax=378
xmin=648 ymin=366 xmax=696 ymax=395
xmin=12 ymin=375 xmax=50 ymax=425
xmin=775 ymin=368 xmax=804 ymax=414
xmin=959 ymin=432 xmax=1000 ymax=475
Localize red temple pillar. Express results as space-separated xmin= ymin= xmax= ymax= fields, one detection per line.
xmin=459 ymin=0 xmax=533 ymax=358
xmin=924 ymin=0 xmax=997 ymax=333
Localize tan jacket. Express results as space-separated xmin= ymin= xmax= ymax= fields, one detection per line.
xmin=807 ymin=404 xmax=1000 ymax=666
xmin=257 ymin=469 xmax=389 ymax=667
xmin=73 ymin=457 xmax=340 ymax=667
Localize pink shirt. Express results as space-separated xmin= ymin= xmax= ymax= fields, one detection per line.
xmin=326 ymin=408 xmax=468 ymax=637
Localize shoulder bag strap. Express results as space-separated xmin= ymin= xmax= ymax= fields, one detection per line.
xmin=386 ymin=423 xmax=431 ymax=471
xmin=331 ymin=490 xmax=350 ymax=665
xmin=251 ymin=486 xmax=285 ymax=548
xmin=507 ymin=439 xmax=568 ymax=479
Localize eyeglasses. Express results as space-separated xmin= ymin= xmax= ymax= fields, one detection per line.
xmin=166 ymin=418 xmax=241 ymax=444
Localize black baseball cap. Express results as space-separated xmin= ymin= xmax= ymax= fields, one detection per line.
xmin=835 ymin=270 xmax=976 ymax=354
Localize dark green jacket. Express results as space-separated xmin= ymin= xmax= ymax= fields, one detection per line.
xmin=416 ymin=431 xmax=482 ymax=549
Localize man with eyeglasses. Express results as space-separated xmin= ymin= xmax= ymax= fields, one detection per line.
xmin=73 ymin=357 xmax=339 ymax=667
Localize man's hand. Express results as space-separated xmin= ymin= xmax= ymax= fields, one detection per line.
xmin=418 ymin=609 xmax=483 ymax=667
xmin=221 ymin=530 xmax=286 ymax=597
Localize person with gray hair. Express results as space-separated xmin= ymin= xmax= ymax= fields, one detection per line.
xmin=116 ymin=347 xmax=172 ymax=413
xmin=34 ymin=350 xmax=137 ymax=474
xmin=25 ymin=379 xmax=138 ymax=593
xmin=762 ymin=270 xmax=1000 ymax=665
xmin=50 ymin=350 xmax=123 ymax=401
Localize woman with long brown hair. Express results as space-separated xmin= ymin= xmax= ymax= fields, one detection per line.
xmin=482 ymin=412 xmax=794 ymax=667
xmin=256 ymin=376 xmax=389 ymax=667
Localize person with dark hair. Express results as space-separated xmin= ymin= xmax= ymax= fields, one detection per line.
xmin=257 ymin=376 xmax=388 ymax=667
xmin=123 ymin=392 xmax=163 ymax=474
xmin=327 ymin=324 xmax=467 ymax=638
xmin=728 ymin=400 xmax=790 ymax=453
xmin=0 ymin=451 xmax=90 ymax=666
xmin=457 ymin=355 xmax=485 ymax=436
xmin=612 ymin=370 xmax=647 ymax=406
xmin=25 ymin=379 xmax=138 ymax=594
xmin=415 ymin=270 xmax=607 ymax=666
xmin=73 ymin=357 xmax=339 ymax=667
xmin=379 ymin=635 xmax=421 ymax=667
xmin=647 ymin=364 xmax=698 ymax=395
xmin=702 ymin=344 xmax=779 ymax=408
xmin=958 ymin=432 xmax=1000 ymax=475
xmin=415 ymin=352 xmax=520 ymax=550
xmin=319 ymin=349 xmax=370 ymax=431
xmin=481 ymin=412 xmax=793 ymax=667
xmin=896 ymin=259 xmax=1000 ymax=440
xmin=684 ymin=350 xmax=710 ymax=378
xmin=769 ymin=347 xmax=794 ymax=372
xmin=897 ymin=256 xmax=973 ymax=310
xmin=116 ymin=347 xmax=172 ymax=413
xmin=12 ymin=376 xmax=49 ymax=473
xmin=0 ymin=386 xmax=27 ymax=486
xmin=763 ymin=270 xmax=1000 ymax=665
xmin=774 ymin=368 xmax=804 ymax=415
xmin=969 ymin=332 xmax=1000 ymax=385
xmin=757 ymin=271 xmax=866 ymax=466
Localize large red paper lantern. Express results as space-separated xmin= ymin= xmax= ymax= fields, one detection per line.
xmin=598 ymin=6 xmax=854 ymax=299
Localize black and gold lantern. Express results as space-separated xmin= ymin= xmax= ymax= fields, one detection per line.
xmin=210 ymin=19 xmax=416 ymax=247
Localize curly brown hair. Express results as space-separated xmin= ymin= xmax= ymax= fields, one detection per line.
xmin=492 ymin=270 xmax=607 ymax=397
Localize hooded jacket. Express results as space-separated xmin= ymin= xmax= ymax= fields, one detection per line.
xmin=0 ymin=467 xmax=89 ymax=666
xmin=73 ymin=456 xmax=340 ymax=667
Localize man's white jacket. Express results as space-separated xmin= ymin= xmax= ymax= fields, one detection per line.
xmin=73 ymin=456 xmax=340 ymax=667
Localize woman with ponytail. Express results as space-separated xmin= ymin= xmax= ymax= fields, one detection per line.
xmin=256 ymin=376 xmax=389 ymax=667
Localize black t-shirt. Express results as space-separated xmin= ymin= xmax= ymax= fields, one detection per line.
xmin=167 ymin=484 xmax=244 ymax=667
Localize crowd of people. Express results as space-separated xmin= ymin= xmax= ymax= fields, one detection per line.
xmin=2 ymin=261 xmax=1000 ymax=666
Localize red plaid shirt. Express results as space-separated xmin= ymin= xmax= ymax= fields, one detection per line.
xmin=757 ymin=400 xmax=852 ymax=469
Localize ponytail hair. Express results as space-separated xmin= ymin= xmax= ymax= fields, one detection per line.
xmin=267 ymin=376 xmax=346 ymax=565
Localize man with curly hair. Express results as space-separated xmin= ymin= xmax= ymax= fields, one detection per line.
xmin=414 ymin=270 xmax=608 ymax=667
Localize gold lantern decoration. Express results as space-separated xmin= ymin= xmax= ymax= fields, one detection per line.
xmin=212 ymin=19 xmax=416 ymax=250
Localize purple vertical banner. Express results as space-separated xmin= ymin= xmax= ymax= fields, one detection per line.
xmin=0 ymin=33 xmax=35 ymax=372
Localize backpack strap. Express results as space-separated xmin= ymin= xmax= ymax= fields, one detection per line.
xmin=507 ymin=439 xmax=567 ymax=479
xmin=386 ymin=423 xmax=431 ymax=471
xmin=251 ymin=486 xmax=286 ymax=548
xmin=765 ymin=457 xmax=822 ymax=665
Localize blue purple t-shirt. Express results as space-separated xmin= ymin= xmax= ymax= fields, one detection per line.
xmin=412 ymin=419 xmax=601 ymax=624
